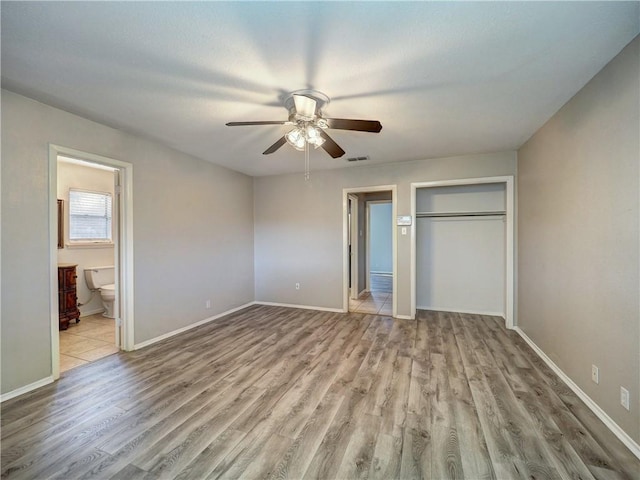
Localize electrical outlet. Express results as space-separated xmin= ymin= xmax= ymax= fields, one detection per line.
xmin=591 ymin=365 xmax=599 ymax=384
xmin=621 ymin=387 xmax=630 ymax=411
xmin=295 ymin=283 xmax=300 ymax=290
xmin=205 ymin=300 xmax=211 ymax=309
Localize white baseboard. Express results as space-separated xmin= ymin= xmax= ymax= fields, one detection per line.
xmin=80 ymin=308 xmax=104 ymax=317
xmin=514 ymin=327 xmax=640 ymax=460
xmin=417 ymin=306 xmax=505 ymax=318
xmin=1 ymin=376 xmax=54 ymax=403
xmin=254 ymin=301 xmax=345 ymax=313
xmin=395 ymin=314 xmax=414 ymax=320
xmin=134 ymin=302 xmax=256 ymax=350
xmin=359 ymin=289 xmax=368 ymax=297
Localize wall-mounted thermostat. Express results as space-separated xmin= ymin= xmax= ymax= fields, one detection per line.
xmin=397 ymin=215 xmax=412 ymax=226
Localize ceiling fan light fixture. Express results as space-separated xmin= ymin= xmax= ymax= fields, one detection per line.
xmin=285 ymin=128 xmax=306 ymax=151
xmin=305 ymin=125 xmax=324 ymax=146
xmin=226 ymin=89 xmax=380 ymax=166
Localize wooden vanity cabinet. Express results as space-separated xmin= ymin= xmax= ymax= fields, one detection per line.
xmin=58 ymin=263 xmax=80 ymax=330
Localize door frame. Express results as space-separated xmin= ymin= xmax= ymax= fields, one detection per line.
xmin=343 ymin=185 xmax=397 ymax=316
xmin=366 ymin=200 xmax=393 ymax=292
xmin=49 ymin=145 xmax=135 ymax=380
xmin=410 ymin=175 xmax=515 ymax=328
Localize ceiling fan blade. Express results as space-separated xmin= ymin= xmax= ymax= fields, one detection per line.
xmin=226 ymin=121 xmax=288 ymax=126
xmin=325 ymin=118 xmax=382 ymax=133
xmin=293 ymin=94 xmax=317 ymax=119
xmin=263 ymin=136 xmax=287 ymax=155
xmin=319 ymin=130 xmax=346 ymax=158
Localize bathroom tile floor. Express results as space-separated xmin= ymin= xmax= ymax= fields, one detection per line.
xmin=59 ymin=313 xmax=119 ymax=372
xmin=349 ymin=273 xmax=393 ymax=315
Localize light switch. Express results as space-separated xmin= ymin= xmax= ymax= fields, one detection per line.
xmin=401 ymin=227 xmax=407 ymax=235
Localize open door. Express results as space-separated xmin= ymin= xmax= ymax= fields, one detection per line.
xmin=113 ymin=169 xmax=122 ymax=349
xmin=348 ymin=194 xmax=359 ymax=300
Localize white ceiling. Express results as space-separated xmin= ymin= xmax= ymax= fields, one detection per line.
xmin=2 ymin=2 xmax=638 ymax=176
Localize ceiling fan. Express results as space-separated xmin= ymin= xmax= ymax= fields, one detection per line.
xmin=226 ymin=89 xmax=382 ymax=159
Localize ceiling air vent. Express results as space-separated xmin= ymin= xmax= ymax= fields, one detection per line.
xmin=346 ymin=155 xmax=370 ymax=162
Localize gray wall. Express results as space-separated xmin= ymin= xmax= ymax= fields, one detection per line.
xmin=518 ymin=37 xmax=639 ymax=443
xmin=254 ymin=152 xmax=517 ymax=314
xmin=1 ymin=90 xmax=255 ymax=394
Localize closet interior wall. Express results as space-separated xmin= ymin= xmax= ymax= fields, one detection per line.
xmin=415 ymin=183 xmax=506 ymax=316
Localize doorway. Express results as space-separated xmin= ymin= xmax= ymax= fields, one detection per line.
xmin=49 ymin=145 xmax=134 ymax=380
xmin=343 ymin=186 xmax=397 ymax=316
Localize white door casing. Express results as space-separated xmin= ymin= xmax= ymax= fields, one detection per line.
xmin=49 ymin=145 xmax=134 ymax=380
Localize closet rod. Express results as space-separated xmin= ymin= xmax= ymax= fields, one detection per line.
xmin=416 ymin=210 xmax=506 ymax=218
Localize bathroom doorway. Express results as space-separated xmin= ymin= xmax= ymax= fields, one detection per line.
xmin=49 ymin=146 xmax=134 ymax=379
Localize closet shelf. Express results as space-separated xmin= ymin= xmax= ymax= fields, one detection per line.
xmin=416 ymin=210 xmax=506 ymax=218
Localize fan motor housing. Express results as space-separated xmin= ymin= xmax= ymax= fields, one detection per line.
xmin=285 ymin=89 xmax=330 ymax=119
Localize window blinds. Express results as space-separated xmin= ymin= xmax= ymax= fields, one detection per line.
xmin=69 ymin=189 xmax=112 ymax=241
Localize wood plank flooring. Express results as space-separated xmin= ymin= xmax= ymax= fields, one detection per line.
xmin=1 ymin=306 xmax=638 ymax=479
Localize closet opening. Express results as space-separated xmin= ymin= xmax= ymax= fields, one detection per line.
xmin=410 ymin=177 xmax=514 ymax=327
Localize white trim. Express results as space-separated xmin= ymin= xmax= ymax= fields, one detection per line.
xmin=1 ymin=376 xmax=54 ymax=403
xmin=48 ymin=150 xmax=60 ymax=380
xmin=365 ymin=202 xmax=371 ymax=292
xmin=505 ymin=177 xmax=515 ymax=328
xmin=343 ymin=185 xmax=398 ymax=318
xmin=118 ymin=162 xmax=135 ymax=351
xmin=410 ymin=176 xmax=515 ymax=328
xmin=515 ymin=327 xmax=640 ymax=460
xmin=395 ymin=314 xmax=413 ymax=320
xmin=417 ymin=307 xmax=505 ymax=317
xmin=254 ymin=301 xmax=345 ymax=313
xmin=49 ymin=145 xmax=135 ymax=383
xmin=134 ymin=302 xmax=256 ymax=350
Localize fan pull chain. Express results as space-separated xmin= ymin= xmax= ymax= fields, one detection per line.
xmin=304 ymin=140 xmax=310 ymax=181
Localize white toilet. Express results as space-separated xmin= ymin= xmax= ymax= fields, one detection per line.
xmin=84 ymin=266 xmax=116 ymax=318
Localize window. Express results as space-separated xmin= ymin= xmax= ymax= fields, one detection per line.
xmin=68 ymin=189 xmax=112 ymax=243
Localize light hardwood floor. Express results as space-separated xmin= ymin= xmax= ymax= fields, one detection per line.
xmin=1 ymin=306 xmax=638 ymax=479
